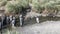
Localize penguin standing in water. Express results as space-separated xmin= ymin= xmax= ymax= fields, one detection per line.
xmin=19 ymin=5 xmax=31 ymax=26
xmin=0 ymin=16 xmax=2 ymax=29
xmin=9 ymin=15 xmax=16 ymax=28
xmin=36 ymin=17 xmax=40 ymax=23
xmin=0 ymin=14 xmax=7 ymax=29
xmin=11 ymin=16 xmax=15 ymax=27
xmin=2 ymin=15 xmax=7 ymax=26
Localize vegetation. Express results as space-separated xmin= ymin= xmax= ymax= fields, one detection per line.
xmin=5 ymin=0 xmax=29 ymax=14
xmin=0 ymin=0 xmax=60 ymax=15
xmin=0 ymin=0 xmax=7 ymax=6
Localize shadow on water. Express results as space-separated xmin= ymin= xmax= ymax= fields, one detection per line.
xmin=23 ymin=16 xmax=60 ymax=26
xmin=40 ymin=16 xmax=60 ymax=22
xmin=24 ymin=17 xmax=36 ymax=26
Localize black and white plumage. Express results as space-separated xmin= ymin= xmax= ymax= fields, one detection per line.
xmin=9 ymin=15 xmax=16 ymax=27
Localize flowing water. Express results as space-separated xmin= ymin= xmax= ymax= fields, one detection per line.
xmin=1 ymin=17 xmax=60 ymax=34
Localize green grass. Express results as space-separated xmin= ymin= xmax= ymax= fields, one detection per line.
xmin=2 ymin=29 xmax=19 ymax=34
